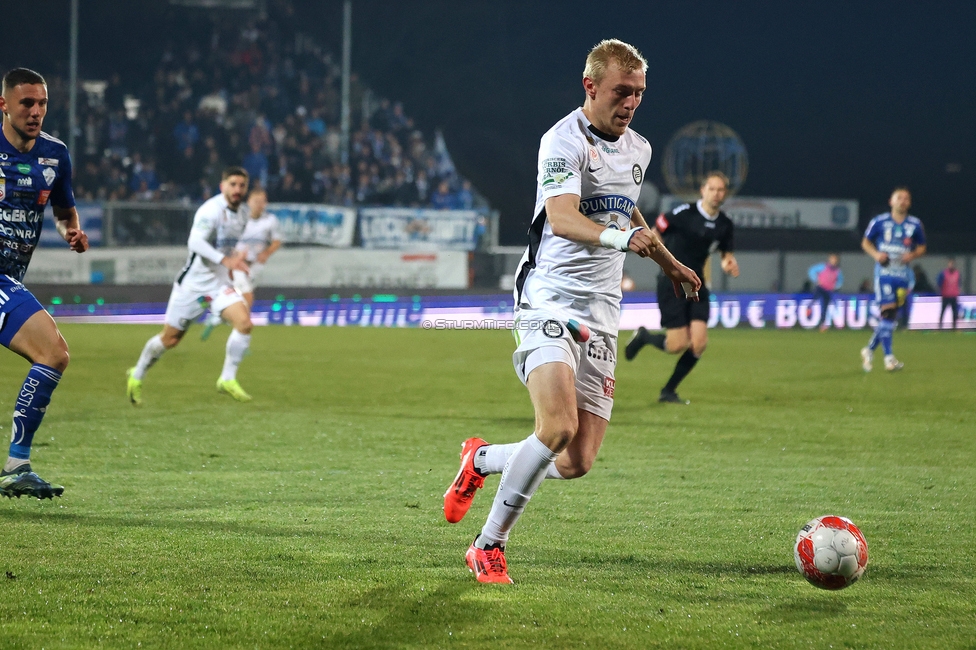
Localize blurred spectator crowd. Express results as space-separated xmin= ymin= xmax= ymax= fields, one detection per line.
xmin=40 ymin=0 xmax=482 ymax=211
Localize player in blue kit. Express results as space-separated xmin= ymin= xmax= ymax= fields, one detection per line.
xmin=860 ymin=187 xmax=926 ymax=372
xmin=0 ymin=68 xmax=88 ymax=499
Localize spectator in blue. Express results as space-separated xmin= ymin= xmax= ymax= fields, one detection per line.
xmin=305 ymin=107 xmax=326 ymax=137
xmin=242 ymin=141 xmax=269 ymax=189
xmin=457 ymin=179 xmax=474 ymax=209
xmin=430 ymin=179 xmax=457 ymax=210
xmin=129 ymin=154 xmax=160 ymax=194
xmin=107 ymin=110 xmax=128 ymax=157
xmin=808 ymin=254 xmax=843 ymax=331
xmin=173 ymin=110 xmax=200 ymax=151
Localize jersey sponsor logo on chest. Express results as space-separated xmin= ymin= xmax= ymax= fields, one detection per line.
xmin=579 ymin=194 xmax=636 ymax=219
xmin=17 ymin=177 xmax=31 ymax=187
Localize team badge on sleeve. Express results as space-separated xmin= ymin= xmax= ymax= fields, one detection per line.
xmin=632 ymin=164 xmax=642 ymax=184
xmin=655 ymin=213 xmax=669 ymax=232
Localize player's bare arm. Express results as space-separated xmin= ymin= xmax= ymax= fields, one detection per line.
xmin=221 ymin=249 xmax=250 ymax=273
xmin=257 ymin=239 xmax=282 ymax=264
xmin=52 ymin=205 xmax=88 ymax=253
xmin=545 ymin=194 xmax=626 ymax=247
xmin=902 ymin=244 xmax=926 ymax=264
xmin=633 ymin=207 xmax=701 ymax=297
xmin=721 ymin=251 xmax=740 ymax=277
xmin=861 ymin=237 xmax=888 ymax=265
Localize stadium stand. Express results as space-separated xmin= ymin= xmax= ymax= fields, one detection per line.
xmin=39 ymin=0 xmax=481 ymax=212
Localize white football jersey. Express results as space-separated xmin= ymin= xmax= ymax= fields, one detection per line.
xmin=176 ymin=194 xmax=248 ymax=292
xmin=514 ymin=107 xmax=652 ymax=333
xmin=237 ymin=212 xmax=282 ymax=262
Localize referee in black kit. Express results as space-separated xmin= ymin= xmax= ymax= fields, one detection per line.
xmin=625 ymin=171 xmax=739 ymax=404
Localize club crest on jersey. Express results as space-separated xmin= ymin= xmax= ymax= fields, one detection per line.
xmin=632 ymin=164 xmax=642 ymax=184
xmin=542 ymin=320 xmax=564 ymax=338
xmin=42 ymin=167 xmax=56 ymax=187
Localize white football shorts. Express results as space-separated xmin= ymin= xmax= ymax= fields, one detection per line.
xmin=512 ymin=310 xmax=617 ymax=421
xmin=164 ymin=280 xmax=246 ymax=331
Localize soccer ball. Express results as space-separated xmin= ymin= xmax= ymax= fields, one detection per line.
xmin=794 ymin=515 xmax=868 ymax=590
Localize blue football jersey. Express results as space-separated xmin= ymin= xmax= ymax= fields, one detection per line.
xmin=0 ymin=129 xmax=76 ymax=282
xmin=863 ymin=212 xmax=925 ymax=282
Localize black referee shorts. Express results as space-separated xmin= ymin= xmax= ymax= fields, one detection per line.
xmin=656 ymin=275 xmax=711 ymax=329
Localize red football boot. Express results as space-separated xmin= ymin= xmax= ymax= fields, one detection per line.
xmin=465 ymin=541 xmax=513 ymax=584
xmin=443 ymin=437 xmax=487 ymax=523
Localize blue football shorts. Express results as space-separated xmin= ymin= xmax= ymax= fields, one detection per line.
xmin=0 ymin=274 xmax=45 ymax=348
xmin=874 ymin=275 xmax=909 ymax=309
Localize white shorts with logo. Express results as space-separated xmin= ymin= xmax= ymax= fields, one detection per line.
xmin=232 ymin=262 xmax=264 ymax=295
xmin=164 ymin=280 xmax=246 ymax=331
xmin=512 ymin=310 xmax=617 ymax=421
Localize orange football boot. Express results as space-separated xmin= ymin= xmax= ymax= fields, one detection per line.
xmin=443 ymin=437 xmax=487 ymax=523
xmin=465 ymin=541 xmax=513 ymax=584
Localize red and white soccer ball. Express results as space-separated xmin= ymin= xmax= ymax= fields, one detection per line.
xmin=794 ymin=515 xmax=868 ymax=590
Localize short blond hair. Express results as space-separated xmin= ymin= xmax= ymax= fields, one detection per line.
xmin=701 ymin=171 xmax=730 ymax=188
xmin=583 ymin=39 xmax=647 ymax=83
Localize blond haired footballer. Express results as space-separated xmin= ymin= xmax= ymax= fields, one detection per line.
xmin=443 ymin=40 xmax=701 ymax=584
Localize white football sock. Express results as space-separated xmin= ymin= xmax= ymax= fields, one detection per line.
xmin=3 ymin=457 xmax=30 ymax=473
xmin=220 ymin=330 xmax=251 ymax=381
xmin=133 ymin=334 xmax=166 ymax=379
xmin=476 ymin=441 xmax=520 ymax=474
xmin=478 ymin=433 xmax=558 ymax=548
xmin=476 ymin=437 xmax=566 ymax=479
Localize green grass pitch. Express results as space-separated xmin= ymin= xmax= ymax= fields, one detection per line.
xmin=0 ymin=324 xmax=973 ymax=648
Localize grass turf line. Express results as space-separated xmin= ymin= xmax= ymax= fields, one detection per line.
xmin=0 ymin=324 xmax=973 ymax=648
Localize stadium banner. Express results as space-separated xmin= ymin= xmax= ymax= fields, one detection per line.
xmin=258 ymin=249 xmax=468 ymax=288
xmin=45 ymin=293 xmax=976 ymax=330
xmin=359 ymin=207 xmax=480 ymax=250
xmin=659 ymin=195 xmax=859 ymax=230
xmin=38 ymin=201 xmax=104 ymax=248
xmin=268 ymin=202 xmax=356 ymax=247
xmin=25 ymin=246 xmax=468 ymax=288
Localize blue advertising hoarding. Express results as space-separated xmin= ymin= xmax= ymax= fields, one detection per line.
xmin=46 ymin=293 xmax=976 ymax=331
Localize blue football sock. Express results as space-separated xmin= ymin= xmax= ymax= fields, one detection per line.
xmin=9 ymin=364 xmax=62 ymax=461
xmin=867 ymin=326 xmax=880 ymax=351
xmin=879 ymin=319 xmax=895 ymax=355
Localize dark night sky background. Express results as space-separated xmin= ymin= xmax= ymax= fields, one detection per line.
xmin=2 ymin=1 xmax=974 ymax=245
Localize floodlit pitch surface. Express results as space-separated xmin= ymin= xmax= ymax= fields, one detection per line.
xmin=0 ymin=324 xmax=973 ymax=648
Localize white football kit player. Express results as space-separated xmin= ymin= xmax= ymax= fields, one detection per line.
xmin=232 ymin=211 xmax=281 ymax=294
xmin=512 ymin=107 xmax=652 ymax=419
xmin=164 ymin=194 xmax=248 ymax=330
